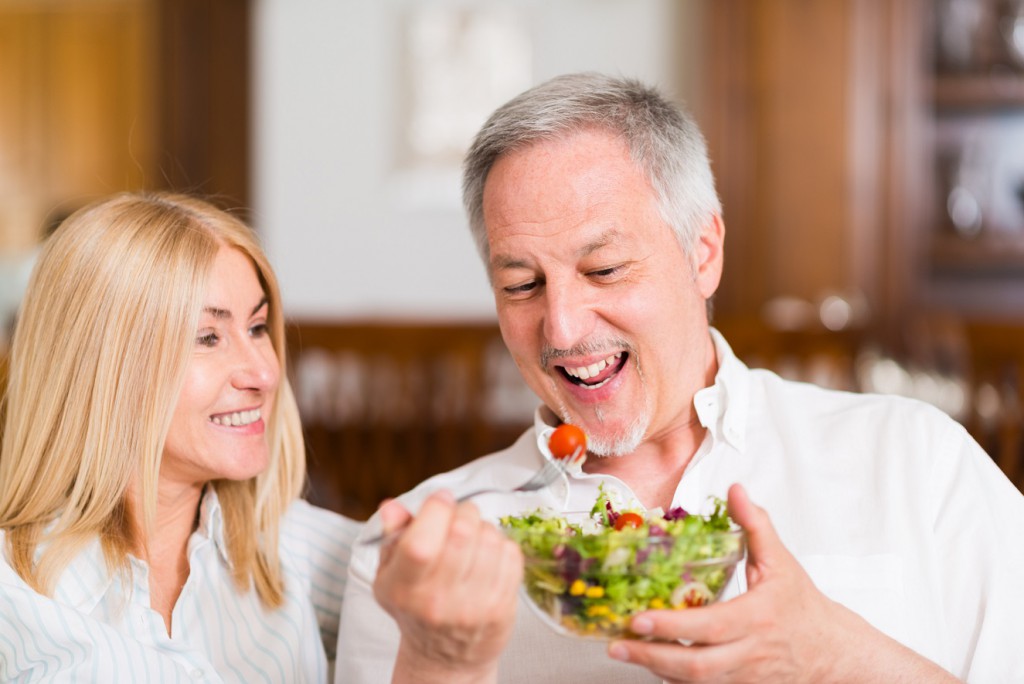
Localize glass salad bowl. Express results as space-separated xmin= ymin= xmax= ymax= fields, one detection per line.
xmin=501 ymin=498 xmax=745 ymax=640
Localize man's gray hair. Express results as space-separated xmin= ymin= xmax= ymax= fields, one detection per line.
xmin=462 ymin=72 xmax=722 ymax=263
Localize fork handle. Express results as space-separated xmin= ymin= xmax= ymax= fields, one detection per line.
xmin=454 ymin=488 xmax=500 ymax=502
xmin=359 ymin=488 xmax=500 ymax=546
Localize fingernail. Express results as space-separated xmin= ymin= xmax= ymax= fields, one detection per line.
xmin=608 ymin=643 xmax=629 ymax=661
xmin=631 ymin=616 xmax=654 ymax=634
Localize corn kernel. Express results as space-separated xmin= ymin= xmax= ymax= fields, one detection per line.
xmin=569 ymin=579 xmax=587 ymax=596
xmin=585 ymin=586 xmax=605 ymax=599
xmin=586 ymin=604 xmax=610 ymax=617
xmin=649 ymin=598 xmax=665 ymax=610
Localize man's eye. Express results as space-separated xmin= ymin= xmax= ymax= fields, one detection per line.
xmin=197 ymin=332 xmax=219 ymax=347
xmin=504 ymin=280 xmax=539 ymax=295
xmin=588 ymin=265 xmax=623 ymax=279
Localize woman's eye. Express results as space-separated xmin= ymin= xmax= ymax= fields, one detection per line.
xmin=250 ymin=322 xmax=270 ymax=338
xmin=197 ymin=332 xmax=219 ymax=347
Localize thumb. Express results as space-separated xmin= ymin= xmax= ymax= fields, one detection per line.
xmin=727 ymin=483 xmax=783 ymax=585
xmin=378 ymin=498 xmax=413 ymax=536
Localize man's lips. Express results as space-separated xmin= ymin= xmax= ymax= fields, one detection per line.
xmin=556 ymin=352 xmax=628 ymax=390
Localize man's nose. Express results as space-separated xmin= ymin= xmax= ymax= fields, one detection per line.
xmin=542 ymin=280 xmax=596 ymax=351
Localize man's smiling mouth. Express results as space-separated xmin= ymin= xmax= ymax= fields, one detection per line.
xmin=557 ymin=352 xmax=628 ymax=390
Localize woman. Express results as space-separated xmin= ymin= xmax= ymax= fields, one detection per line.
xmin=0 ymin=192 xmax=520 ymax=682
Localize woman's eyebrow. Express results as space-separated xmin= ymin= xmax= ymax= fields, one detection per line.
xmin=251 ymin=297 xmax=269 ymax=317
xmin=203 ymin=306 xmax=231 ymax=320
xmin=202 ymin=297 xmax=268 ymax=321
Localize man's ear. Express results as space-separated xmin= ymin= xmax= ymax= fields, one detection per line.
xmin=694 ymin=213 xmax=725 ymax=299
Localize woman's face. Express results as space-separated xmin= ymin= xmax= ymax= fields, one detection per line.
xmin=162 ymin=246 xmax=280 ymax=486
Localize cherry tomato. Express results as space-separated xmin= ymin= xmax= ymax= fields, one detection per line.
xmin=548 ymin=423 xmax=587 ymax=460
xmin=614 ymin=511 xmax=644 ymax=531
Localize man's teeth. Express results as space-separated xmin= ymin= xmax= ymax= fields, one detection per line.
xmin=564 ymin=353 xmax=622 ymax=381
xmin=210 ymin=409 xmax=261 ymax=427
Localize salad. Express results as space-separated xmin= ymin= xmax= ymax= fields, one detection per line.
xmin=501 ymin=488 xmax=745 ymax=638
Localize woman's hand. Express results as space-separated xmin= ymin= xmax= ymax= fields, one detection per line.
xmin=374 ymin=491 xmax=522 ymax=684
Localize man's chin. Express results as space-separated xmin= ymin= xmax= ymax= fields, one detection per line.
xmin=550 ymin=391 xmax=650 ymax=457
xmin=587 ymin=430 xmax=645 ymax=458
xmin=572 ymin=412 xmax=649 ymax=458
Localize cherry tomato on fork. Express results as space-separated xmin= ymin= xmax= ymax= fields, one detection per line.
xmin=613 ymin=512 xmax=644 ymax=530
xmin=548 ymin=423 xmax=587 ymax=460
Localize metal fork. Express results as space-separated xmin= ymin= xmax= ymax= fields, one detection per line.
xmin=452 ymin=456 xmax=567 ymax=502
xmin=359 ymin=446 xmax=585 ymax=546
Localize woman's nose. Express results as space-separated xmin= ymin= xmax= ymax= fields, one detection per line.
xmin=232 ymin=338 xmax=280 ymax=392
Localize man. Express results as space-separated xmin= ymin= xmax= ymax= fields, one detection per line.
xmin=339 ymin=73 xmax=1024 ymax=683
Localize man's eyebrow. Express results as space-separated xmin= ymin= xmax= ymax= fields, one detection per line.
xmin=203 ymin=297 xmax=268 ymax=321
xmin=577 ymin=230 xmax=620 ymax=258
xmin=490 ymin=229 xmax=623 ymax=272
xmin=491 ymin=255 xmax=530 ymax=271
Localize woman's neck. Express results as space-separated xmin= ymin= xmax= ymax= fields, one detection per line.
xmin=128 ymin=481 xmax=205 ymax=636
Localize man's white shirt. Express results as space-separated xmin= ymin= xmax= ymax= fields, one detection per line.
xmin=338 ymin=329 xmax=1024 ymax=683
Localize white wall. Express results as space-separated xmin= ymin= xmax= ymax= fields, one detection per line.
xmin=253 ymin=0 xmax=703 ymax=320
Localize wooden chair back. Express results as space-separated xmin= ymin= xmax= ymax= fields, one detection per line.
xmin=962 ymin=321 xmax=1024 ymax=489
xmin=285 ymin=320 xmax=534 ymax=519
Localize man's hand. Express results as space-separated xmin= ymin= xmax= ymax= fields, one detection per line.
xmin=606 ymin=484 xmax=956 ymax=683
xmin=373 ymin=491 xmax=522 ymax=684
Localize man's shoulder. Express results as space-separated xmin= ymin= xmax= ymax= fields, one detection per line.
xmin=751 ymin=367 xmax=957 ymax=422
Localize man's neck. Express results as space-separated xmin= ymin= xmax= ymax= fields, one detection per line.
xmin=582 ymin=419 xmax=708 ymax=510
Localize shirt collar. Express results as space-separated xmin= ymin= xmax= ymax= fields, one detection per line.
xmin=531 ymin=327 xmax=750 ymax=454
xmin=50 ymin=536 xmax=117 ymax=614
xmin=695 ymin=327 xmax=749 ymax=453
xmin=196 ymin=485 xmax=233 ymax=568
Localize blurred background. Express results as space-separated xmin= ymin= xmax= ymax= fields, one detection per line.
xmin=1 ymin=0 xmax=1023 ymax=518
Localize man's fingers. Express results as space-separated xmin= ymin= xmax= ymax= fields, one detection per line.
xmin=727 ymin=483 xmax=784 ymax=582
xmin=608 ymin=635 xmax=749 ymax=682
xmin=626 ymin=593 xmax=753 ymax=646
xmin=385 ymin=490 xmax=457 ymax=580
xmin=431 ymin=500 xmax=490 ymax=584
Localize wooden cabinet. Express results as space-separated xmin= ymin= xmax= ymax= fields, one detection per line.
xmin=0 ymin=0 xmax=250 ymax=256
xmin=926 ymin=0 xmax=1024 ymax=315
xmin=0 ymin=2 xmax=158 ymax=252
xmin=697 ymin=0 xmax=927 ymax=344
xmin=698 ymin=0 xmax=1024 ymax=333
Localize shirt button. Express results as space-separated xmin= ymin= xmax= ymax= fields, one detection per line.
xmin=190 ymin=669 xmax=204 ymax=680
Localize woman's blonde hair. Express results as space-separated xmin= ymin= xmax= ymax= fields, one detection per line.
xmin=0 ymin=191 xmax=305 ymax=607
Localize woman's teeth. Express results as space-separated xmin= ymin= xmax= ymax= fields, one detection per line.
xmin=564 ymin=353 xmax=622 ymax=381
xmin=210 ymin=409 xmax=261 ymax=427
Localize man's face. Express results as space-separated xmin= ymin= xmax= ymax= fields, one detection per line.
xmin=483 ymin=128 xmax=723 ymax=456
